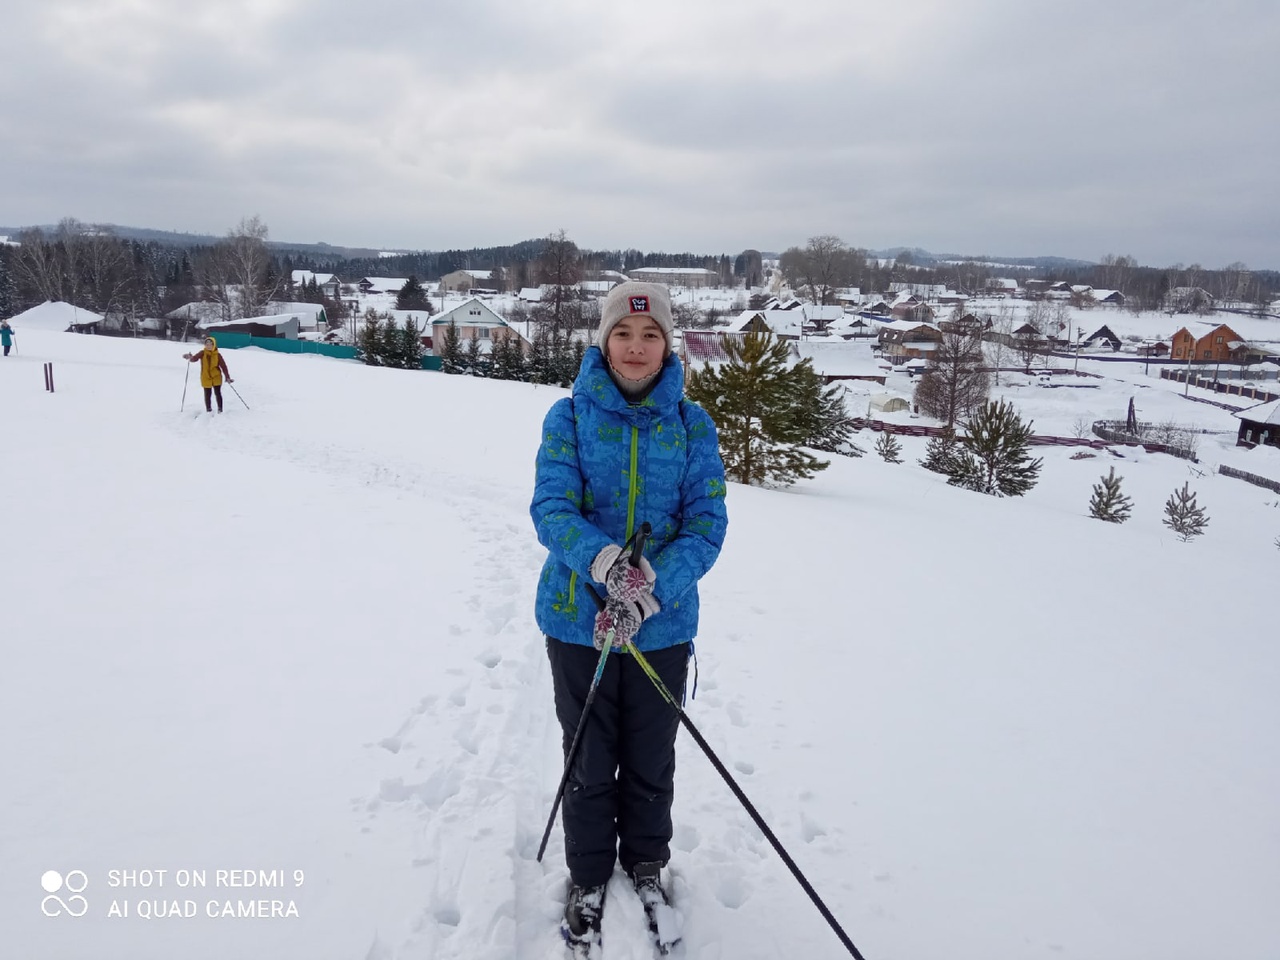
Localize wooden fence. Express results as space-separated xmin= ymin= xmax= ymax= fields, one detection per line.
xmin=847 ymin=417 xmax=1196 ymax=460
xmin=1160 ymin=368 xmax=1278 ymax=404
xmin=1219 ymin=465 xmax=1280 ymax=494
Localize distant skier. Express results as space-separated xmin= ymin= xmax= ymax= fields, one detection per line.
xmin=1 ymin=319 xmax=13 ymax=356
xmin=183 ymin=336 xmax=233 ymax=413
xmin=530 ymin=282 xmax=728 ymax=950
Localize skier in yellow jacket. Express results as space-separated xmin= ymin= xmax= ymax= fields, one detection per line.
xmin=183 ymin=336 xmax=234 ymax=413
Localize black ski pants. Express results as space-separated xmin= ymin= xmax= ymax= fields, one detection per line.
xmin=547 ymin=637 xmax=689 ymax=888
xmin=203 ymin=385 xmax=223 ymax=412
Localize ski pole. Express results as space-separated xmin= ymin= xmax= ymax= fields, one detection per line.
xmin=536 ymin=522 xmax=651 ymax=864
xmin=227 ymin=382 xmax=250 ymax=410
xmin=181 ymin=360 xmax=191 ymax=412
xmin=627 ymin=640 xmax=868 ymax=960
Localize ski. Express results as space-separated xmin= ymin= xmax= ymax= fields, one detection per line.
xmin=632 ymin=864 xmax=682 ymax=957
xmin=561 ymin=884 xmax=606 ymax=959
xmin=640 ymin=897 xmax=681 ymax=957
xmin=560 ymin=921 xmax=601 ymax=959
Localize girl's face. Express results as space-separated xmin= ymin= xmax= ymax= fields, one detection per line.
xmin=606 ymin=315 xmax=665 ymax=381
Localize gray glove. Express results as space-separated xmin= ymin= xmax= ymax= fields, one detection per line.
xmin=592 ymin=594 xmax=660 ymax=651
xmin=590 ymin=544 xmax=657 ymax=603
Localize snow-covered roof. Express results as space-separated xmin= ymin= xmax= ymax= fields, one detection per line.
xmin=725 ymin=310 xmax=803 ymax=337
xmin=462 ymin=269 xmax=494 ymax=281
xmin=629 ymin=267 xmax=716 ymax=277
xmin=430 ymin=297 xmax=509 ymax=328
xmin=359 ymin=277 xmax=411 ymax=292
xmin=518 ymin=287 xmax=543 ymax=302
xmin=291 ymin=270 xmax=337 ymax=286
xmin=803 ymin=304 xmax=845 ymax=322
xmin=794 ymin=341 xmax=882 ymax=377
xmin=1091 ymin=289 xmax=1122 ymax=301
xmin=1234 ymin=398 xmax=1280 ymax=426
xmin=203 ymin=314 xmax=299 ymax=330
xmin=877 ymin=319 xmax=938 ymax=333
xmin=8 ymin=300 xmax=104 ymax=330
xmin=266 ymin=301 xmax=326 ymax=320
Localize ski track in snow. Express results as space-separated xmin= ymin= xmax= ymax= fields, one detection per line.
xmin=160 ymin=400 xmax=705 ymax=958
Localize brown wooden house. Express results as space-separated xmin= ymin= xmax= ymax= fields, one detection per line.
xmin=1171 ymin=323 xmax=1243 ymax=363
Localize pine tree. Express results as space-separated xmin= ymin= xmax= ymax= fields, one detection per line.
xmin=440 ymin=320 xmax=464 ymax=374
xmin=0 ymin=248 xmax=15 ymax=318
xmin=490 ymin=332 xmax=526 ymax=381
xmin=919 ymin=428 xmax=960 ymax=474
xmin=464 ymin=330 xmax=489 ymax=377
xmin=686 ymin=330 xmax=828 ymax=487
xmin=397 ymin=316 xmax=424 ymax=370
xmin=793 ymin=361 xmax=857 ymax=455
xmin=378 ymin=315 xmax=405 ymax=367
xmin=526 ymin=328 xmax=551 ymax=384
xmin=1088 ymin=467 xmax=1133 ymax=523
xmin=875 ymin=431 xmax=903 ymax=463
xmin=1162 ymin=482 xmax=1209 ymax=541
xmin=357 ymin=314 xmax=384 ymax=366
xmin=396 ymin=275 xmax=431 ymax=311
xmin=947 ymin=399 xmax=1043 ymax=497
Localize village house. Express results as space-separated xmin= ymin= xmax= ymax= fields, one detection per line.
xmin=889 ymin=292 xmax=936 ymax=324
xmin=1091 ymin=289 xmax=1126 ymax=306
xmin=725 ymin=309 xmax=804 ymax=340
xmin=357 ymin=277 xmax=412 ymax=295
xmin=628 ymin=266 xmax=718 ymax=288
xmin=1168 ymin=287 xmax=1214 ymax=314
xmin=1082 ymin=324 xmax=1122 ymax=351
xmin=266 ymin=301 xmax=328 ymax=333
xmin=439 ymin=269 xmax=499 ymax=294
xmin=429 ymin=298 xmax=528 ymax=355
xmin=201 ymin=314 xmax=300 ymax=339
xmin=937 ymin=313 xmax=990 ymax=336
xmin=878 ymin=319 xmax=942 ymax=361
xmin=793 ymin=341 xmax=887 ymax=385
xmin=1171 ymin=323 xmax=1244 ymax=363
xmin=290 ymin=271 xmax=341 ymax=299
xmin=1234 ymin=398 xmax=1280 ymax=449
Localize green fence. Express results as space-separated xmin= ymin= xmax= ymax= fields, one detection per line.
xmin=210 ymin=332 xmax=441 ymax=370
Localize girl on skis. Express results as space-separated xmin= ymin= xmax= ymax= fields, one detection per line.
xmin=183 ymin=336 xmax=233 ymax=413
xmin=530 ymin=281 xmax=728 ymax=947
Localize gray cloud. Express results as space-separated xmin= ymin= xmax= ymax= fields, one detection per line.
xmin=1 ymin=0 xmax=1276 ymax=267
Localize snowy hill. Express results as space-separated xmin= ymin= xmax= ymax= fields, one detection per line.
xmin=1 ymin=331 xmax=1277 ymax=960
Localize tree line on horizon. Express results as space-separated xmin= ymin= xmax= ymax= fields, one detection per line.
xmin=1 ymin=219 xmax=1275 ymax=330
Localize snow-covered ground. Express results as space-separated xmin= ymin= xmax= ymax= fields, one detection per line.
xmin=2 ymin=331 xmax=1278 ymax=960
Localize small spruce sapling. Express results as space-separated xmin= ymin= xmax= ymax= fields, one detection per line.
xmin=1089 ymin=466 xmax=1133 ymax=523
xmin=875 ymin=431 xmax=903 ymax=463
xmin=919 ymin=428 xmax=959 ymax=474
xmin=1162 ymin=482 xmax=1209 ymax=541
xmin=947 ymin=399 xmax=1043 ymax=497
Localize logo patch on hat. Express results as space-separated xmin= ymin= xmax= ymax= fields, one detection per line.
xmin=629 ymin=296 xmax=650 ymax=314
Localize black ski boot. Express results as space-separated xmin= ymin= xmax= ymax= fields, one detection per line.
xmin=561 ymin=883 xmax=606 ymax=957
xmin=631 ymin=862 xmax=681 ymax=955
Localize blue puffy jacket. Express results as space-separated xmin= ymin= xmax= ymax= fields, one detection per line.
xmin=531 ymin=346 xmax=728 ymax=651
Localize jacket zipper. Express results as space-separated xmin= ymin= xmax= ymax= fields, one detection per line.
xmin=568 ymin=424 xmax=642 ymax=618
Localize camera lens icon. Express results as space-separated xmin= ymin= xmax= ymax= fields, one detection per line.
xmin=41 ymin=870 xmax=89 ymax=918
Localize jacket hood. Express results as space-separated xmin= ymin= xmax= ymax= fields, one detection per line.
xmin=572 ymin=345 xmax=684 ymax=417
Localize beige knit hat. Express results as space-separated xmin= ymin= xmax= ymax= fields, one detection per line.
xmin=599 ymin=281 xmax=674 ymax=354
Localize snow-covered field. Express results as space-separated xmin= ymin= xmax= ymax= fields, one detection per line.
xmin=2 ymin=330 xmax=1278 ymax=960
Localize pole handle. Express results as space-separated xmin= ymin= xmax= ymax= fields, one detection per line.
xmin=629 ymin=521 xmax=652 ymax=568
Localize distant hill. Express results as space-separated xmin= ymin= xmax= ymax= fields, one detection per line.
xmin=0 ymin=224 xmax=1096 ymax=272
xmin=0 ymin=223 xmax=396 ymax=260
xmin=869 ymin=246 xmax=1096 ymax=270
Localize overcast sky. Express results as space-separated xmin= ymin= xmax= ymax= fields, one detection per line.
xmin=2 ymin=0 xmax=1277 ymax=269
